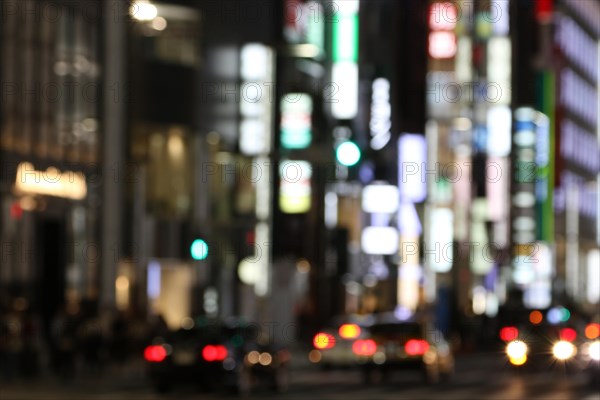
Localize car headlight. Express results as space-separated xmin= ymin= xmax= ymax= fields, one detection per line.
xmin=258 ymin=352 xmax=273 ymax=366
xmin=585 ymin=341 xmax=600 ymax=361
xmin=553 ymin=341 xmax=576 ymax=360
xmin=246 ymin=351 xmax=260 ymax=365
xmin=506 ymin=340 xmax=528 ymax=359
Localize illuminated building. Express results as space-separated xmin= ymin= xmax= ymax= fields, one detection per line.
xmin=117 ymin=1 xmax=203 ymax=325
xmin=424 ymin=0 xmax=515 ymax=332
xmin=314 ymin=0 xmax=430 ymax=323
xmin=0 ymin=0 xmax=102 ymax=324
xmin=548 ymin=0 xmax=600 ymax=311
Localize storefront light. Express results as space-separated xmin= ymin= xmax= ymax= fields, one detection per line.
xmin=130 ymin=1 xmax=158 ymax=21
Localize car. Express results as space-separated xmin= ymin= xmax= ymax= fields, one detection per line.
xmin=500 ymin=317 xmax=582 ymax=371
xmin=144 ymin=318 xmax=290 ymax=395
xmin=357 ymin=319 xmax=454 ymax=384
xmin=578 ymin=322 xmax=600 ymax=386
xmin=309 ymin=314 xmax=374 ymax=369
xmin=240 ymin=337 xmax=291 ymax=395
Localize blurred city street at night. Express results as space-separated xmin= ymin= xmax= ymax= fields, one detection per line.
xmin=0 ymin=0 xmax=599 ymax=399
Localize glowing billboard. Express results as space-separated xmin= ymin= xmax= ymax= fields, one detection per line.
xmin=398 ymin=134 xmax=427 ymax=203
xmin=281 ymin=94 xmax=312 ymax=149
xmin=426 ymin=208 xmax=454 ymax=273
xmin=330 ymin=0 xmax=359 ymax=119
xmin=362 ymin=184 xmax=399 ymax=214
xmin=239 ymin=43 xmax=273 ymax=156
xmin=362 ymin=227 xmax=399 ymax=255
xmin=279 ymin=160 xmax=312 ymax=214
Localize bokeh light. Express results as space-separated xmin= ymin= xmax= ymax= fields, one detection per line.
xmin=585 ymin=323 xmax=600 ymax=340
xmin=529 ymin=310 xmax=543 ymax=325
xmin=500 ymin=326 xmax=519 ymax=342
xmin=552 ymin=341 xmax=576 ymax=360
xmin=336 ymin=141 xmax=361 ymax=166
xmin=313 ymin=333 xmax=335 ymax=350
xmin=352 ymin=339 xmax=377 ymax=356
xmin=190 ymin=239 xmax=209 ymax=260
xmin=338 ymin=324 xmax=361 ymax=339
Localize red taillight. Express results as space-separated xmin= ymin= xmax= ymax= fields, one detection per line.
xmin=202 ymin=345 xmax=228 ymax=362
xmin=144 ymin=345 xmax=167 ymax=362
xmin=352 ymin=339 xmax=377 ymax=356
xmin=339 ymin=324 xmax=361 ymax=339
xmin=405 ymin=339 xmax=430 ymax=356
xmin=500 ymin=326 xmax=519 ymax=342
xmin=559 ymin=328 xmax=577 ymax=342
xmin=313 ymin=333 xmax=336 ymax=350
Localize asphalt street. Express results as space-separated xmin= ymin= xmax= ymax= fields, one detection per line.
xmin=1 ymin=353 xmax=599 ymax=400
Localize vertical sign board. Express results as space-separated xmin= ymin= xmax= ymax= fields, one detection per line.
xmin=398 ymin=134 xmax=427 ymax=204
xmin=239 ymin=44 xmax=274 ymax=156
xmin=369 ymin=78 xmax=392 ymax=151
xmin=279 ymin=160 xmax=312 ymax=214
xmin=239 ymin=43 xmax=274 ymax=296
xmin=428 ymin=2 xmax=458 ymax=59
xmin=280 ymin=94 xmax=313 ymax=149
xmin=397 ymin=134 xmax=426 ymax=314
xmin=361 ymin=184 xmax=400 ymax=256
xmin=523 ymin=242 xmax=553 ymax=309
xmin=512 ymin=108 xmax=540 ymax=290
xmin=284 ymin=0 xmax=325 ymax=57
xmin=426 ymin=208 xmax=453 ymax=273
xmin=535 ymin=110 xmax=552 ymax=242
xmin=331 ymin=0 xmax=359 ymax=120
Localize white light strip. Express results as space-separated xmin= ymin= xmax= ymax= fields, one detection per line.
xmin=362 ymin=184 xmax=399 ymax=213
xmin=255 ymin=157 xmax=271 ymax=220
xmin=370 ymin=78 xmax=392 ymax=150
xmin=336 ymin=0 xmax=359 ymax=15
xmin=254 ymin=222 xmax=270 ymax=296
xmin=491 ymin=0 xmax=510 ymax=36
xmin=331 ymin=62 xmax=359 ymax=119
xmin=324 ymin=192 xmax=338 ymax=228
xmin=487 ymin=106 xmax=512 ymax=156
xmin=361 ymin=227 xmax=399 ymax=255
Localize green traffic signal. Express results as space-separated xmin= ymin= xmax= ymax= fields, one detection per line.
xmin=336 ymin=141 xmax=361 ymax=166
xmin=191 ymin=239 xmax=209 ymax=260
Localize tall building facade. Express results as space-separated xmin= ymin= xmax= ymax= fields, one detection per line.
xmin=0 ymin=0 xmax=102 ymax=329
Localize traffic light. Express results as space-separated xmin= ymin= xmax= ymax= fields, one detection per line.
xmin=190 ymin=238 xmax=209 ymax=260
xmin=336 ymin=141 xmax=361 ymax=166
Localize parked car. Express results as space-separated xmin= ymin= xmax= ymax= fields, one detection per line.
xmin=578 ymin=322 xmax=600 ymax=386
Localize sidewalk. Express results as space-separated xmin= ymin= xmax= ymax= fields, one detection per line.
xmin=0 ymin=358 xmax=148 ymax=393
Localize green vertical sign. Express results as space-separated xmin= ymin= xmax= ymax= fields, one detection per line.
xmin=332 ymin=13 xmax=359 ymax=62
xmin=536 ymin=71 xmax=555 ymax=243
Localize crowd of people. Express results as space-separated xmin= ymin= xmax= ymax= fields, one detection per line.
xmin=0 ymin=296 xmax=167 ymax=382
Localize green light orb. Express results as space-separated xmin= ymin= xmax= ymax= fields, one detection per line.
xmin=336 ymin=141 xmax=361 ymax=166
xmin=560 ymin=307 xmax=570 ymax=322
xmin=191 ymin=239 xmax=209 ymax=260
